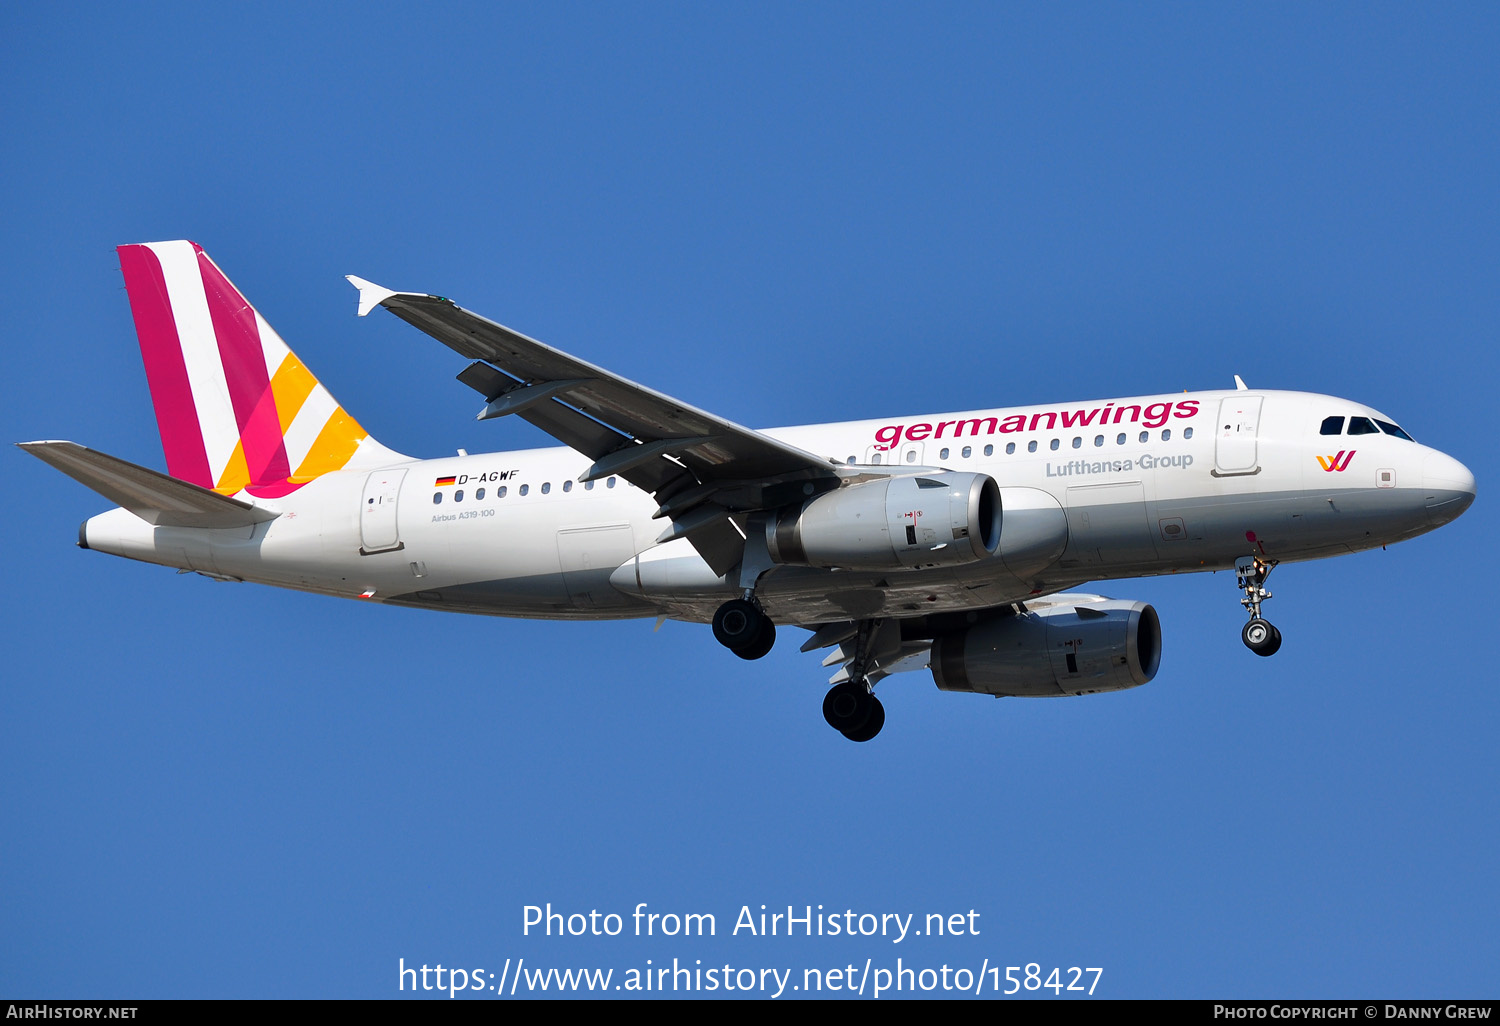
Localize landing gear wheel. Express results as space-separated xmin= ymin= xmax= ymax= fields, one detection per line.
xmin=713 ymin=599 xmax=766 ymax=653
xmin=1262 ymin=624 xmax=1282 ymax=657
xmin=823 ymin=681 xmax=872 ymax=733
xmin=841 ymin=696 xmax=885 ymax=742
xmin=1242 ymin=617 xmax=1282 ymax=657
xmin=734 ymin=617 xmax=776 ymax=661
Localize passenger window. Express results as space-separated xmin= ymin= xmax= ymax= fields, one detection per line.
xmin=961 ymin=446 xmax=972 ymax=458
xmin=585 ymin=481 xmax=594 ymax=490
xmin=1320 ymin=416 xmax=1345 ymax=435
xmin=1050 ymin=439 xmax=1060 ymax=451
xmin=1138 ymin=431 xmax=1149 ymax=443
xmin=1184 ymin=427 xmax=1194 ymax=439
xmin=432 ymin=492 xmax=442 ymax=504
xmin=1028 ymin=440 xmax=1037 ymax=453
xmin=608 ymin=477 xmax=617 ymax=488
xmin=1348 ymin=417 xmax=1378 ymax=435
xmin=498 ymin=486 xmax=507 ymax=498
xmin=541 ymin=482 xmax=551 ymax=494
xmin=872 ymin=453 xmax=882 ymax=465
xmin=1094 ymin=435 xmax=1103 ymax=447
xmin=476 ymin=487 xmax=485 ymax=500
xmin=1071 ymin=437 xmax=1082 ymax=449
xmin=984 ymin=444 xmax=993 ymax=456
xmin=847 ymin=455 xmax=856 ymax=464
xmin=939 ymin=447 xmax=950 ymax=460
xmin=1005 ymin=442 xmax=1015 ymax=455
xmin=905 ymin=450 xmax=916 ymax=463
xmin=519 ymin=484 xmax=529 ymax=496
xmin=1161 ymin=429 xmax=1171 ymax=441
xmin=1376 ymin=419 xmax=1414 ymax=441
xmin=563 ymin=480 xmax=573 ymax=492
xmin=454 ymin=489 xmax=464 ymax=502
xmin=1116 ymin=433 xmax=1126 ymax=445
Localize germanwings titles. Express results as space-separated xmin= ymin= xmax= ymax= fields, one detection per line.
xmin=21 ymin=242 xmax=1476 ymax=741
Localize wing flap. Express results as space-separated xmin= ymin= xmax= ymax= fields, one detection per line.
xmin=19 ymin=441 xmax=280 ymax=529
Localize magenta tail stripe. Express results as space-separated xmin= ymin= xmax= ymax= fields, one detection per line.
xmin=242 ymin=386 xmax=290 ymax=483
xmin=117 ymin=245 xmax=214 ymax=488
xmin=246 ymin=480 xmax=303 ymax=499
xmin=195 ymin=246 xmax=291 ymax=485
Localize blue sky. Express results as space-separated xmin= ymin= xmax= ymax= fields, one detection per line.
xmin=3 ymin=2 xmax=1496 ymax=999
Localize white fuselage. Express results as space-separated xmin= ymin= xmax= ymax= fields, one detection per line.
xmin=79 ymin=388 xmax=1474 ymax=626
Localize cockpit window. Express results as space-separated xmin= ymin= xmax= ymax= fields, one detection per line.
xmin=1347 ymin=416 xmax=1379 ymax=435
xmin=1320 ymin=416 xmax=1345 ymax=435
xmin=1375 ymin=419 xmax=1414 ymax=441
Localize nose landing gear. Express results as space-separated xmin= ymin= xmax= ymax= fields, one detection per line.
xmin=1236 ymin=555 xmax=1282 ymax=657
xmin=1241 ymin=616 xmax=1282 ymax=657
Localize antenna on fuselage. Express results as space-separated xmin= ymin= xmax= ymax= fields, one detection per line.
xmin=1233 ymin=375 xmax=1249 ymax=390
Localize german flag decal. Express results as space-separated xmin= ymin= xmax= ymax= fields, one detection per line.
xmin=434 ymin=475 xmax=457 ymax=487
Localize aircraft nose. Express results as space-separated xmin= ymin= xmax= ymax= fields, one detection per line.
xmin=1422 ymin=449 xmax=1475 ymax=525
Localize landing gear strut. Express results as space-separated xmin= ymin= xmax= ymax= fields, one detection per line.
xmin=714 ymin=524 xmax=884 ymax=740
xmin=818 ymin=618 xmax=890 ymax=742
xmin=712 ymin=598 xmax=776 ymax=660
xmin=711 ymin=521 xmax=781 ymax=660
xmin=1235 ymin=555 xmax=1282 ymax=657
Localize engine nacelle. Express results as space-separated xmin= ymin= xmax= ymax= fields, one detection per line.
xmin=931 ymin=600 xmax=1161 ymax=697
xmin=766 ymin=472 xmax=1001 ymax=571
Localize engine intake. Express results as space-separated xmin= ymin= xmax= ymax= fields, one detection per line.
xmin=766 ymin=472 xmax=1001 ymax=571
xmin=931 ymin=600 xmax=1161 ymax=697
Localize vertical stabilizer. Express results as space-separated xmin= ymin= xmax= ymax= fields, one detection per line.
xmin=117 ymin=241 xmax=406 ymax=497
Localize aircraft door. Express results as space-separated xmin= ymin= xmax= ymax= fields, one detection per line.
xmin=360 ymin=469 xmax=407 ymax=554
xmin=1214 ymin=396 xmax=1263 ymax=475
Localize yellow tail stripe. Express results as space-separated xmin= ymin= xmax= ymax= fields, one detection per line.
xmin=215 ymin=439 xmax=252 ymax=495
xmin=269 ymin=353 xmax=319 ymax=434
xmin=289 ymin=407 xmax=369 ymax=483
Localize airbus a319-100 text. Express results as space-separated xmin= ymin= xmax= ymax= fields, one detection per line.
xmin=22 ymin=242 xmax=1476 ymax=741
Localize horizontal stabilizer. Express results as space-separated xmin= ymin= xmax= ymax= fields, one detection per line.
xmin=18 ymin=441 xmax=280 ymax=529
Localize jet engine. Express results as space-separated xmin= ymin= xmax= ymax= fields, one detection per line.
xmin=930 ymin=600 xmax=1161 ymax=696
xmin=765 ymin=472 xmax=1001 ymax=571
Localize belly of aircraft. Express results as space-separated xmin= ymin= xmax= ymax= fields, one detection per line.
xmin=374 ymin=483 xmax=1443 ymax=624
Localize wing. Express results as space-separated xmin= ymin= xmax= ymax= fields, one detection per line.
xmin=347 ymin=277 xmax=842 ymax=576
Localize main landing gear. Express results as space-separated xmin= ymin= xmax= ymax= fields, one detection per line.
xmin=823 ymin=680 xmax=885 ymax=743
xmin=818 ymin=618 xmax=891 ymax=742
xmin=710 ymin=597 xmax=888 ymax=743
xmin=712 ymin=531 xmax=882 ymax=741
xmin=711 ymin=527 xmax=780 ymax=661
xmin=1235 ymin=555 xmax=1282 ymax=657
xmin=712 ymin=598 xmax=776 ymax=660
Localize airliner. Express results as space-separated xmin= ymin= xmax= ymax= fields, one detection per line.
xmin=21 ymin=241 xmax=1476 ymax=741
